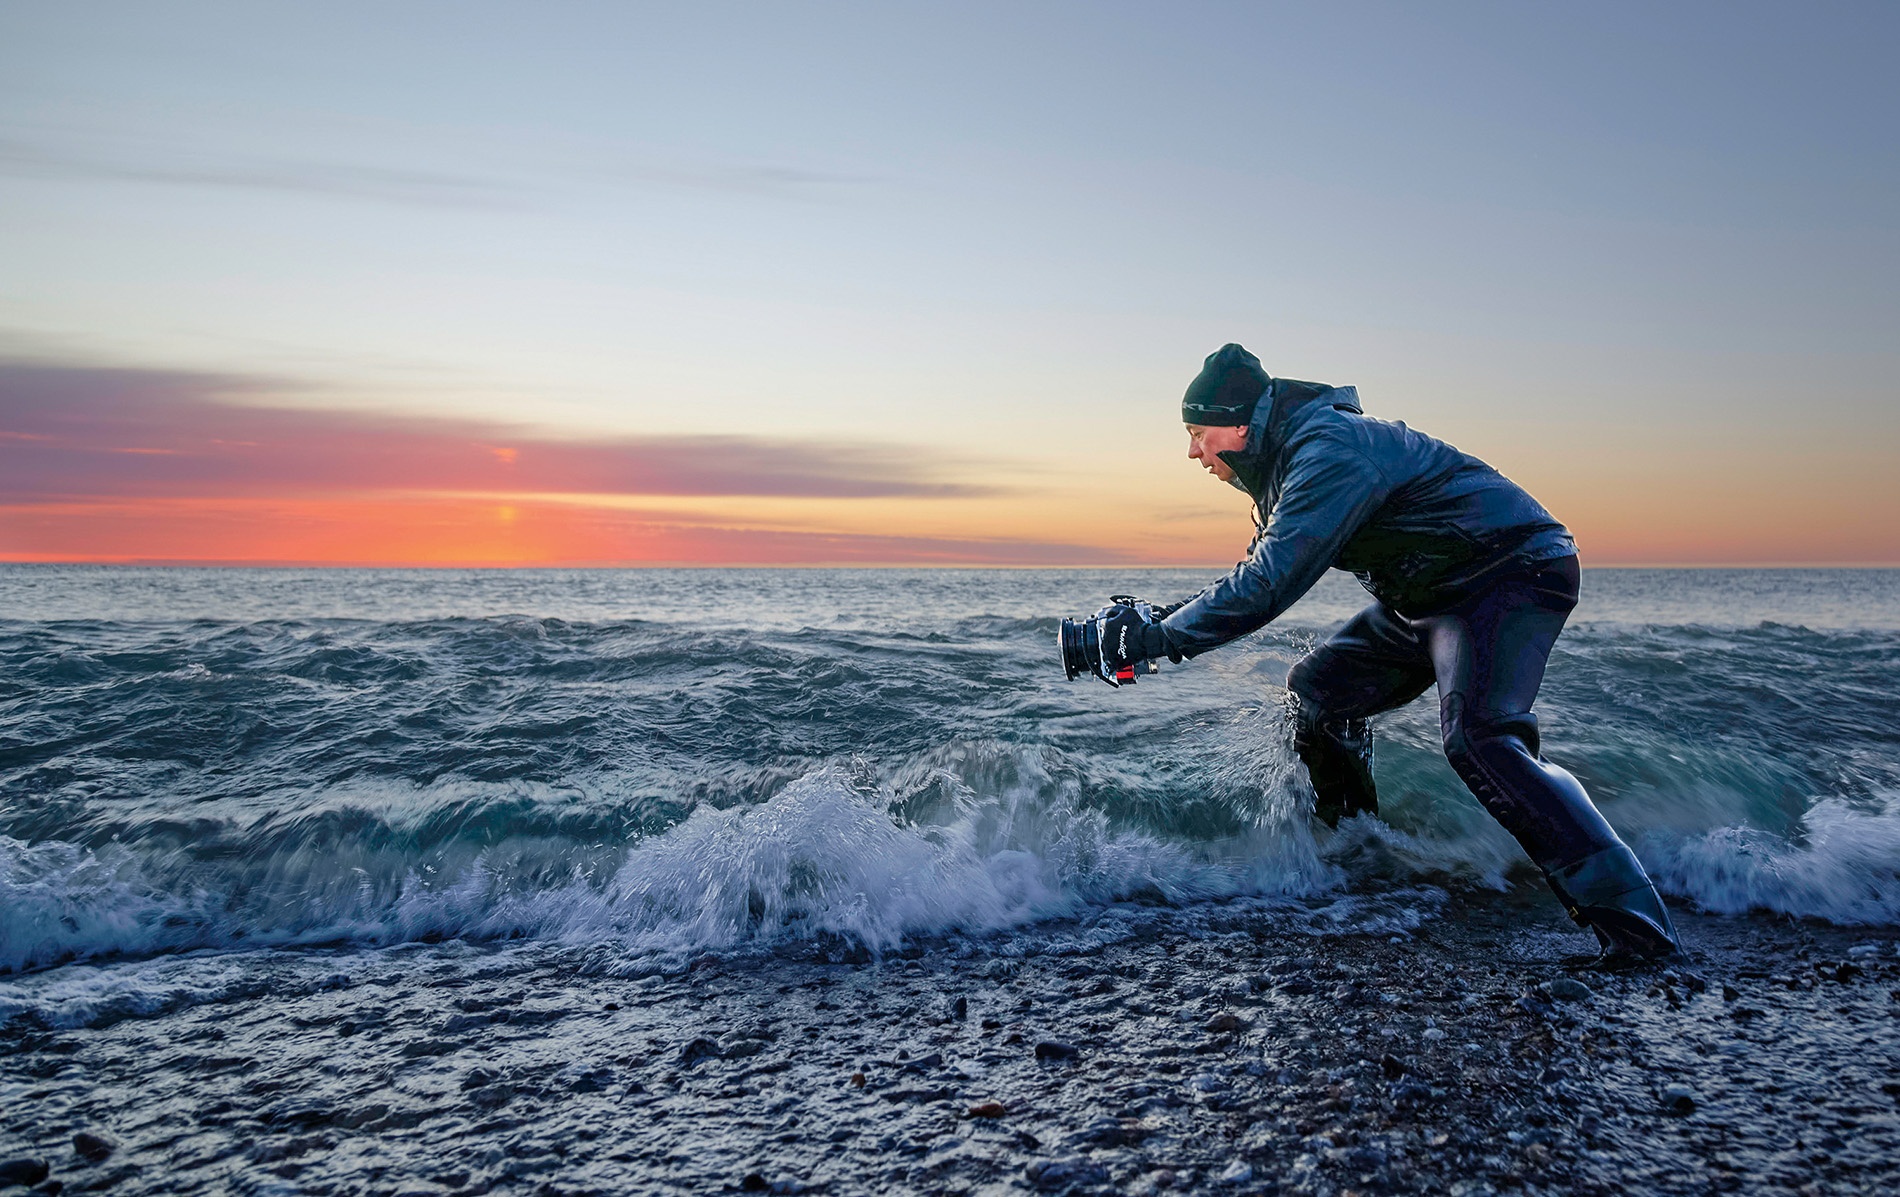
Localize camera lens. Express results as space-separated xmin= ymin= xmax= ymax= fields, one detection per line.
xmin=1057 ymin=616 xmax=1098 ymax=680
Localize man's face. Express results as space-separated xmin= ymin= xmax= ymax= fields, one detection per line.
xmin=1186 ymin=424 xmax=1249 ymax=482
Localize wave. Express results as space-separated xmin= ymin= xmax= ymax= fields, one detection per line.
xmin=0 ymin=746 xmax=1339 ymax=979
xmin=8 ymin=748 xmax=1900 ymax=993
xmin=5 ymin=570 xmax=1900 ymax=988
xmin=1643 ymin=794 xmax=1900 ymax=925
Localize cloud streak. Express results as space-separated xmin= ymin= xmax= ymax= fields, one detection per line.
xmin=0 ymin=361 xmax=991 ymax=503
xmin=0 ymin=129 xmax=869 ymax=210
xmin=0 ymin=137 xmax=529 ymax=211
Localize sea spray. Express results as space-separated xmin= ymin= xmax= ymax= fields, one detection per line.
xmin=1643 ymin=793 xmax=1900 ymax=924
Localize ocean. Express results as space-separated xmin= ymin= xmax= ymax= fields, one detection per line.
xmin=4 ymin=565 xmax=1897 ymax=1002
xmin=5 ymin=565 xmax=1900 ymax=1196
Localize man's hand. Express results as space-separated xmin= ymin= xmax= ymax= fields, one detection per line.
xmin=1087 ymin=597 xmax=1181 ymax=686
xmin=1106 ymin=596 xmax=1184 ymax=665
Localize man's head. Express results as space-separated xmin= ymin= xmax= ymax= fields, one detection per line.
xmin=1182 ymin=342 xmax=1269 ymax=481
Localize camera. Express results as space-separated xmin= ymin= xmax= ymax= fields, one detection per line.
xmin=1058 ymin=595 xmax=1162 ymax=687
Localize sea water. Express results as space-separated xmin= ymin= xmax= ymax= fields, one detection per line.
xmin=3 ymin=566 xmax=1898 ymax=1028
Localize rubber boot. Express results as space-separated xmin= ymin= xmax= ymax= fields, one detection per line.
xmin=1441 ymin=706 xmax=1680 ymax=962
xmin=1292 ymin=698 xmax=1378 ymax=827
xmin=1545 ymin=842 xmax=1681 ymax=962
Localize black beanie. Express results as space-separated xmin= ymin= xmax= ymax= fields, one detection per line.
xmin=1181 ymin=343 xmax=1271 ymax=426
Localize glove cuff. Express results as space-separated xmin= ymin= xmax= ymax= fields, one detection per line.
xmin=1138 ymin=622 xmax=1183 ymax=664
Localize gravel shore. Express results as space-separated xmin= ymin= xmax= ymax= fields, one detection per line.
xmin=4 ymin=885 xmax=1898 ymax=1196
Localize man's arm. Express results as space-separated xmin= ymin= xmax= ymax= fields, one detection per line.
xmin=1160 ymin=434 xmax=1394 ymax=657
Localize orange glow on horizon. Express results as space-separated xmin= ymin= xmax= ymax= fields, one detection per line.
xmin=0 ymin=495 xmax=1151 ymax=567
xmin=4 ymin=489 xmax=1894 ymax=569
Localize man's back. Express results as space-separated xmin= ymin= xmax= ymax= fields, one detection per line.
xmin=1273 ymin=395 xmax=1575 ymax=615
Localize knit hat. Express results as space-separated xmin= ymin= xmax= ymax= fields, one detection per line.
xmin=1181 ymin=343 xmax=1271 ymax=426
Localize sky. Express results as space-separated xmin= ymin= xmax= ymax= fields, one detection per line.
xmin=1 ymin=1 xmax=1896 ymax=566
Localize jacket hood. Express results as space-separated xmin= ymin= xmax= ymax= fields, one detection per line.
xmin=1218 ymin=378 xmax=1359 ymax=496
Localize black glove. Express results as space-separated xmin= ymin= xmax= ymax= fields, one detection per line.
xmin=1084 ymin=597 xmax=1181 ymax=686
xmin=1106 ymin=596 xmax=1183 ymax=664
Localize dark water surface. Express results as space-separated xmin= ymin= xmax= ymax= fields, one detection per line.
xmin=3 ymin=566 xmax=1898 ymax=1014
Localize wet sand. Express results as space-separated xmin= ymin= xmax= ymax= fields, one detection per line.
xmin=4 ymin=887 xmax=1898 ymax=1196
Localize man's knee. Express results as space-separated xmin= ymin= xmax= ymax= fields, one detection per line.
xmin=1440 ymin=697 xmax=1541 ymax=775
xmin=1285 ymin=650 xmax=1329 ymax=707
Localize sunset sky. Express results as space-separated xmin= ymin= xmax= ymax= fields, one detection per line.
xmin=3 ymin=2 xmax=1896 ymax=566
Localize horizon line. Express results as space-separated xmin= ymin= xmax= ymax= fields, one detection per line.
xmin=3 ymin=559 xmax=1897 ymax=571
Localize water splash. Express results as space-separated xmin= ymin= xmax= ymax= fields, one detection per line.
xmin=1642 ymin=794 xmax=1900 ymax=925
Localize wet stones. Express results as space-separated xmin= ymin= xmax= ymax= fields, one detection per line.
xmin=1660 ymin=1084 xmax=1698 ymax=1115
xmin=878 ymin=1086 xmax=955 ymax=1104
xmin=0 ymin=1160 xmax=49 ymax=1188
xmin=564 ymin=1066 xmax=616 ymax=1093
xmin=1546 ymin=977 xmax=1594 ymax=1002
xmin=1821 ymin=960 xmax=1862 ymax=983
xmin=1070 ymin=1115 xmax=1151 ymax=1148
xmin=1026 ymin=1158 xmax=1108 ymax=1190
xmin=1516 ymin=991 xmax=1558 ymax=1020
xmin=9 ymin=888 xmax=1900 ymax=1197
xmin=677 ymin=1036 xmax=722 ymax=1066
xmin=894 ymin=1050 xmax=942 ymax=1072
xmin=1033 ymin=1039 xmax=1079 ymax=1062
xmin=70 ymin=1133 xmax=114 ymax=1164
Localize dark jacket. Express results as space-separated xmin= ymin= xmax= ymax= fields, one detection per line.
xmin=1162 ymin=378 xmax=1575 ymax=656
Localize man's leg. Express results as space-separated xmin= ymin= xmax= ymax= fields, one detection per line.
xmin=1285 ymin=603 xmax=1437 ymax=826
xmin=1421 ymin=556 xmax=1679 ymax=959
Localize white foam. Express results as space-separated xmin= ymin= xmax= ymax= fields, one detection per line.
xmin=0 ymin=749 xmax=1345 ymax=983
xmin=578 ymin=757 xmax=1337 ymax=966
xmin=1642 ymin=793 xmax=1900 ymax=925
xmin=0 ymin=837 xmax=223 ymax=974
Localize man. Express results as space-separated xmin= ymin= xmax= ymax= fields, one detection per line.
xmin=1081 ymin=343 xmax=1679 ymax=962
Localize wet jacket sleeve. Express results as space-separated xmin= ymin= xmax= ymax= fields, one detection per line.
xmin=1161 ymin=433 xmax=1395 ymax=657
